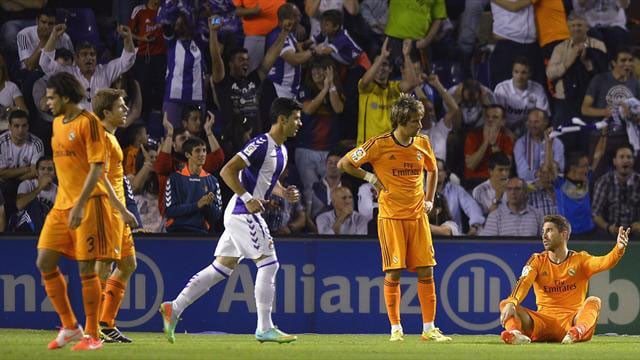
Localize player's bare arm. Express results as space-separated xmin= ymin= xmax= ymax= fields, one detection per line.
xmin=337 ymin=156 xmax=386 ymax=193
xmin=220 ymin=154 xmax=264 ymax=213
xmin=69 ymin=163 xmax=104 ymax=229
xmin=272 ymin=180 xmax=301 ymax=203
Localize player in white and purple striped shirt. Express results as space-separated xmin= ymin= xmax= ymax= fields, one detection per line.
xmin=266 ymin=3 xmax=313 ymax=99
xmin=160 ymin=98 xmax=302 ymax=344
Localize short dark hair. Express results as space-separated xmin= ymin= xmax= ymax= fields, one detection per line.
xmin=183 ymin=137 xmax=206 ymax=155
xmin=8 ymin=109 xmax=29 ymax=125
xmin=544 ymin=214 xmax=572 ymax=237
xmin=614 ymin=144 xmax=634 ymax=158
xmin=277 ymin=3 xmax=297 ymax=21
xmin=126 ymin=123 xmax=147 ymax=146
xmin=484 ymin=103 xmax=506 ymax=117
xmin=512 ymin=56 xmax=530 ymax=69
xmin=565 ymin=151 xmax=588 ymax=175
xmin=488 ymin=152 xmax=511 ymax=170
xmin=172 ymin=127 xmax=190 ymax=142
xmin=37 ymin=6 xmax=57 ymax=18
xmin=613 ymin=47 xmax=633 ymax=62
xmin=181 ymin=105 xmax=201 ymax=122
xmin=435 ymin=158 xmax=448 ymax=174
xmin=527 ymin=107 xmax=549 ymax=122
xmin=36 ymin=155 xmax=53 ymax=168
xmin=92 ymin=88 xmax=125 ymax=120
xmin=321 ymin=9 xmax=343 ymax=28
xmin=76 ymin=41 xmax=96 ymax=53
xmin=227 ymin=47 xmax=248 ymax=63
xmin=54 ymin=48 xmax=74 ymax=62
xmin=269 ymin=97 xmax=302 ymax=124
xmin=46 ymin=72 xmax=85 ymax=103
xmin=326 ymin=148 xmax=343 ymax=160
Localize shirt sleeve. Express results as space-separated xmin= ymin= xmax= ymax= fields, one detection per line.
xmin=8 ymin=82 xmax=23 ymax=100
xmin=591 ymin=175 xmax=608 ymax=217
xmin=421 ymin=136 xmax=437 ymax=172
xmin=17 ymin=30 xmax=33 ymax=62
xmin=237 ymin=136 xmax=269 ymax=166
xmin=164 ymin=174 xmax=199 ymax=217
xmin=30 ymin=136 xmax=44 ymax=166
xmin=39 ymin=49 xmax=73 ymax=75
xmin=478 ymin=209 xmax=498 ymax=236
xmin=101 ymin=48 xmax=137 ymax=88
xmin=504 ymin=254 xmax=540 ymax=306
xmin=456 ymin=185 xmax=485 ymax=226
xmin=432 ymin=0 xmax=447 ymax=20
xmin=581 ymin=247 xmax=626 ymax=278
xmin=17 ymin=180 xmax=31 ymax=195
xmin=345 ymin=136 xmax=379 ymax=168
xmin=316 ymin=212 xmax=334 ymax=235
xmin=82 ymin=115 xmax=107 ymax=164
xmin=553 ymin=139 xmax=565 ymax=173
xmin=514 ymin=137 xmax=533 ymax=181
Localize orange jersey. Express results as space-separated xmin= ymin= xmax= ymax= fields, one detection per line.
xmin=507 ymin=247 xmax=625 ymax=314
xmin=106 ymin=132 xmax=125 ymax=203
xmin=51 ymin=110 xmax=108 ymax=210
xmin=346 ymin=132 xmax=437 ymax=219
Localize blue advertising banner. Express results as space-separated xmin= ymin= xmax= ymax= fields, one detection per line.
xmin=1 ymin=237 xmax=638 ymax=334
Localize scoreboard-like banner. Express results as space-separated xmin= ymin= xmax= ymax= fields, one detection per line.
xmin=1 ymin=237 xmax=638 ymax=335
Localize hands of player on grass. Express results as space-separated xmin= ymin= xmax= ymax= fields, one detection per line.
xmin=197 ymin=192 xmax=215 ymax=208
xmin=283 ymin=185 xmax=301 ymax=203
xmin=616 ymin=226 xmax=631 ymax=249
xmin=120 ymin=209 xmax=139 ymax=229
xmin=500 ymin=302 xmax=516 ymax=327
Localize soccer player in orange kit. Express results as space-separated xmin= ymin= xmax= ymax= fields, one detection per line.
xmin=500 ymin=214 xmax=630 ymax=344
xmin=338 ymin=94 xmax=451 ymax=342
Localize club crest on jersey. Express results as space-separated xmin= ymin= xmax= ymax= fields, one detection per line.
xmin=568 ymin=268 xmax=576 ymax=276
xmin=351 ymin=148 xmax=365 ymax=162
xmin=521 ymin=265 xmax=532 ymax=277
xmin=68 ymin=131 xmax=76 ymax=141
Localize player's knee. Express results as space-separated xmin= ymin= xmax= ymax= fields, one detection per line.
xmin=499 ymin=300 xmax=511 ymax=311
xmin=118 ymin=256 xmax=137 ymax=276
xmin=77 ymin=260 xmax=96 ymax=275
xmin=385 ymin=270 xmax=401 ymax=281
xmin=585 ymin=296 xmax=602 ymax=310
xmin=95 ymin=261 xmax=111 ymax=281
xmin=216 ymin=256 xmax=239 ymax=269
xmin=36 ymin=255 xmax=56 ymax=273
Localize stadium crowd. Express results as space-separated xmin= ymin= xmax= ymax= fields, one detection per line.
xmin=0 ymin=0 xmax=639 ymax=238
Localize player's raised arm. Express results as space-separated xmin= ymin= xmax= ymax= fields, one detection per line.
xmin=582 ymin=227 xmax=629 ymax=277
xmin=220 ymin=154 xmax=264 ymax=213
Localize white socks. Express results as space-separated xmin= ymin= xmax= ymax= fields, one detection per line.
xmin=255 ymin=256 xmax=279 ymax=333
xmin=391 ymin=324 xmax=403 ymax=333
xmin=173 ymin=261 xmax=233 ymax=317
xmin=423 ymin=322 xmax=434 ymax=333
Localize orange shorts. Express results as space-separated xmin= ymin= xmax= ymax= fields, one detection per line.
xmin=524 ymin=308 xmax=595 ymax=342
xmin=111 ymin=209 xmax=136 ymax=258
xmin=38 ymin=196 xmax=120 ymax=261
xmin=377 ymin=214 xmax=436 ymax=272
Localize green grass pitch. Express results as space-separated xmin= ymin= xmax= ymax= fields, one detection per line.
xmin=1 ymin=329 xmax=639 ymax=359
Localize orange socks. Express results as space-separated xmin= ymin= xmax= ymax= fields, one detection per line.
xmin=498 ymin=300 xmax=523 ymax=332
xmin=42 ymin=268 xmax=77 ymax=329
xmin=575 ymin=297 xmax=601 ymax=336
xmin=100 ymin=276 xmax=127 ymax=328
xmin=80 ymin=273 xmax=102 ymax=339
xmin=417 ymin=276 xmax=436 ymax=324
xmin=383 ymin=278 xmax=401 ymax=325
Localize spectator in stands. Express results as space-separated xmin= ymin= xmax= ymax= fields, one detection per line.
xmin=457 ymin=0 xmax=489 ymax=77
xmin=181 ymin=105 xmax=204 ymax=141
xmin=572 ymin=0 xmax=631 ymax=58
xmin=418 ymin=74 xmax=460 ymax=161
xmin=479 ymin=177 xmax=543 ymax=236
xmin=489 ymin=0 xmax=544 ymax=88
xmin=528 ymin=164 xmax=558 ymax=217
xmin=156 ymin=112 xmax=224 ymax=214
xmin=165 ymin=138 xmax=222 ymax=233
xmin=297 ymin=59 xmax=344 ymax=212
xmin=32 ymin=48 xmax=73 ymax=122
xmin=204 ymin=0 xmax=242 ymax=47
xmin=305 ymin=0 xmax=360 ymax=38
xmin=263 ymin=167 xmax=306 ymax=235
xmin=133 ymin=144 xmax=164 ymax=232
xmin=112 ymin=71 xmax=143 ymax=128
xmin=0 ymin=109 xmax=44 ymax=216
xmin=359 ymin=0 xmax=387 ymax=60
xmin=447 ymin=79 xmax=495 ymax=130
xmin=123 ymin=124 xmax=148 ymax=177
xmin=0 ymin=54 xmax=28 ymax=130
xmin=514 ymin=109 xmax=564 ymax=183
xmin=357 ymin=38 xmax=418 ymax=145
xmin=384 ymin=0 xmax=446 ymax=64
xmin=592 ymin=145 xmax=640 ymax=237
xmin=316 ymin=186 xmax=367 ymax=235
xmin=0 ymin=0 xmax=49 ymax=70
xmin=157 ymin=1 xmax=210 ymax=126
xmin=0 ymin=192 xmax=5 ymax=232
xmin=494 ymin=57 xmax=549 ymax=136
xmin=312 ymin=10 xmax=363 ymax=67
xmin=12 ymin=156 xmax=56 ymax=232
xmin=129 ymin=0 xmax=167 ymax=119
xmin=532 ymin=0 xmax=569 ymax=64
xmin=357 ymin=180 xmax=378 ymax=222
xmin=234 ymin=0 xmax=285 ymax=72
xmin=39 ymin=24 xmax=135 ymax=111
xmin=16 ymin=6 xmax=74 ymax=72
xmin=429 ymin=193 xmax=462 ymax=236
xmin=309 ymin=150 xmax=343 ymax=220
xmin=210 ymin=14 xmax=294 ymax=150
xmin=266 ymin=3 xmax=315 ymax=99
xmin=546 ymin=12 xmax=607 ymax=129
xmin=464 ymin=104 xmax=514 ymax=184
xmin=582 ymin=48 xmax=640 ymax=177
xmin=472 ymin=152 xmax=511 ymax=216
xmin=436 ymin=158 xmax=485 ymax=235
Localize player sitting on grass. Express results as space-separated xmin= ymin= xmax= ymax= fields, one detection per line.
xmin=499 ymin=214 xmax=630 ymax=345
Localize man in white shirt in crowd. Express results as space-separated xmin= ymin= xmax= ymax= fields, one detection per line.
xmin=39 ymin=23 xmax=136 ymax=111
xmin=436 ymin=158 xmax=485 ymax=235
xmin=16 ymin=155 xmax=56 ymax=212
xmin=17 ymin=7 xmax=74 ymax=71
xmin=316 ymin=186 xmax=368 ymax=235
xmin=514 ymin=108 xmax=564 ymax=182
xmin=494 ymin=57 xmax=549 ymax=136
xmin=472 ymin=152 xmax=511 ymax=216
xmin=418 ymin=74 xmax=460 ymax=162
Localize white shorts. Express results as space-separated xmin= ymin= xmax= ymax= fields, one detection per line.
xmin=215 ymin=206 xmax=276 ymax=260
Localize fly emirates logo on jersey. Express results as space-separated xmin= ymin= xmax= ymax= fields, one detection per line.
xmin=391 ymin=162 xmax=421 ymax=177
xmin=542 ymin=279 xmax=578 ymax=294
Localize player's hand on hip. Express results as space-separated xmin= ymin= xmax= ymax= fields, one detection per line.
xmin=500 ymin=302 xmax=516 ymax=327
xmin=284 ymin=185 xmax=300 ymax=203
xmin=121 ymin=209 xmax=139 ymax=229
xmin=616 ymin=226 xmax=631 ymax=249
xmin=68 ymin=205 xmax=84 ymax=229
xmin=245 ymin=198 xmax=265 ymax=213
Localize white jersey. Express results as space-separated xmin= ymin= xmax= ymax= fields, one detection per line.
xmin=39 ymin=48 xmax=136 ymax=111
xmin=17 ymin=178 xmax=57 ymax=207
xmin=420 ymin=118 xmax=451 ymax=161
xmin=0 ymin=132 xmax=44 ymax=169
xmin=17 ymin=25 xmax=73 ymax=68
xmin=491 ymin=1 xmax=537 ymax=44
xmin=0 ymin=81 xmax=23 ymax=108
xmin=494 ymin=79 xmax=549 ymax=129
